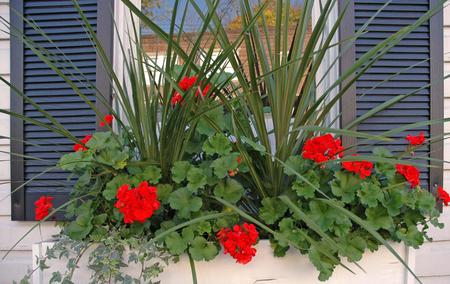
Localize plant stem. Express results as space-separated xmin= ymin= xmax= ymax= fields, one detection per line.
xmin=188 ymin=252 xmax=198 ymax=284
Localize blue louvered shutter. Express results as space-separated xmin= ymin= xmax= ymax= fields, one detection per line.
xmin=10 ymin=0 xmax=113 ymax=220
xmin=340 ymin=0 xmax=443 ymax=192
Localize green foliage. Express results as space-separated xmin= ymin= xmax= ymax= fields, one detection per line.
xmin=214 ymin=178 xmax=244 ymax=203
xmin=292 ymin=170 xmax=319 ymax=199
xmin=187 ymin=167 xmax=208 ymax=192
xmin=358 ymin=181 xmax=383 ymax=208
xmin=169 ymin=188 xmax=203 ymax=218
xmin=365 ymin=207 xmax=394 ymax=230
xmin=188 ymin=237 xmax=219 ymax=261
xmin=259 ymin=197 xmax=288 ymax=225
xmin=331 ymin=171 xmax=360 ymax=203
xmin=171 ymin=161 xmax=192 ymax=183
xmin=203 ymin=133 xmax=232 ymax=156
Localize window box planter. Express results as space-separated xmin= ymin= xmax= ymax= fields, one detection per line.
xmin=32 ymin=240 xmax=413 ymax=284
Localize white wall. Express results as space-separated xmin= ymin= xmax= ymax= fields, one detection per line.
xmin=0 ymin=1 xmax=58 ymax=283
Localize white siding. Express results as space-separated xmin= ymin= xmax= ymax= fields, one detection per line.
xmin=0 ymin=1 xmax=59 ymax=283
xmin=412 ymin=5 xmax=450 ymax=284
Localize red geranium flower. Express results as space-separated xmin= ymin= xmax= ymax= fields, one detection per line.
xmin=34 ymin=196 xmax=53 ymax=221
xmin=195 ymin=83 xmax=211 ymax=97
xmin=171 ymin=92 xmax=184 ymax=106
xmin=217 ymin=223 xmax=259 ymax=264
xmin=438 ymin=186 xmax=450 ymax=206
xmin=179 ymin=76 xmax=197 ymax=91
xmin=100 ymin=114 xmax=114 ymax=127
xmin=73 ymin=134 xmax=92 ymax=152
xmin=396 ymin=164 xmax=420 ymax=188
xmin=114 ymin=181 xmax=160 ymax=224
xmin=406 ymin=132 xmax=425 ymax=146
xmin=302 ymin=134 xmax=344 ymax=164
xmin=342 ymin=155 xmax=373 ymax=179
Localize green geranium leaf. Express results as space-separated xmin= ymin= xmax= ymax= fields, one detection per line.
xmin=157 ymin=184 xmax=173 ymax=204
xmin=309 ymin=200 xmax=351 ymax=236
xmin=165 ymin=232 xmax=188 ymax=255
xmin=58 ymin=151 xmax=92 ymax=172
xmin=86 ymin=132 xmax=111 ymax=151
xmin=172 ymin=161 xmax=192 ymax=183
xmin=365 ymin=207 xmax=394 ymax=230
xmin=189 ymin=236 xmax=219 ymax=261
xmin=396 ymin=225 xmax=424 ymax=249
xmin=181 ymin=227 xmax=195 ymax=243
xmin=417 ymin=190 xmax=437 ymax=213
xmin=197 ymin=106 xmax=226 ymax=136
xmin=203 ymin=133 xmax=232 ymax=156
xmin=169 ymin=188 xmax=203 ymax=218
xmin=141 ymin=165 xmax=161 ymax=184
xmin=211 ymin=153 xmax=240 ymax=178
xmin=357 ymin=182 xmax=384 ymax=208
xmin=66 ymin=221 xmax=93 ymax=241
xmin=275 ymin=218 xmax=307 ymax=250
xmin=291 ymin=170 xmax=319 ymax=199
xmin=66 ymin=202 xmax=94 ymax=240
xmin=373 ymin=147 xmax=394 ymax=158
xmin=193 ymin=221 xmax=212 ymax=235
xmin=97 ymin=149 xmax=129 ymax=170
xmin=309 ymin=200 xmax=336 ymax=232
xmin=187 ymin=167 xmax=208 ymax=192
xmin=284 ymin=156 xmax=308 ymax=176
xmin=339 ymin=235 xmax=366 ymax=262
xmin=214 ymin=178 xmax=244 ymax=203
xmin=259 ymin=197 xmax=288 ymax=225
xmin=331 ymin=171 xmax=361 ymax=203
xmin=308 ymin=246 xmax=335 ymax=281
xmin=92 ymin=214 xmax=107 ymax=226
xmin=381 ymin=189 xmax=403 ymax=216
xmin=75 ymin=170 xmax=91 ymax=188
xmin=103 ymin=174 xmax=130 ymax=201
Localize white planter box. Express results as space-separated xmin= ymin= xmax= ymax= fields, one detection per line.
xmin=32 ymin=240 xmax=416 ymax=284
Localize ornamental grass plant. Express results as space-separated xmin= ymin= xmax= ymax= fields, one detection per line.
xmin=1 ymin=0 xmax=450 ymax=283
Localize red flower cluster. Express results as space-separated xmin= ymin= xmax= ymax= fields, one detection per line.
xmin=34 ymin=196 xmax=53 ymax=221
xmin=73 ymin=134 xmax=92 ymax=152
xmin=406 ymin=132 xmax=425 ymax=146
xmin=217 ymin=223 xmax=259 ymax=264
xmin=342 ymin=155 xmax=373 ymax=179
xmin=438 ymin=186 xmax=450 ymax=206
xmin=302 ymin=134 xmax=344 ymax=164
xmin=100 ymin=114 xmax=114 ymax=127
xmin=396 ymin=164 xmax=420 ymax=188
xmin=179 ymin=76 xmax=198 ymax=91
xmin=171 ymin=75 xmax=211 ymax=105
xmin=114 ymin=181 xmax=160 ymax=224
